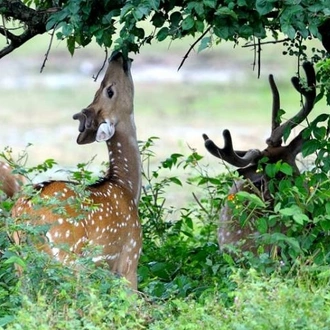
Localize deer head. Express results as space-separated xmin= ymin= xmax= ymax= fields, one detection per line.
xmin=203 ymin=62 xmax=316 ymax=251
xmin=73 ymin=51 xmax=134 ymax=145
xmin=12 ymin=52 xmax=142 ymax=290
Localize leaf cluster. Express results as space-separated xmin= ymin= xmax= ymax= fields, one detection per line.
xmin=13 ymin=0 xmax=330 ymax=59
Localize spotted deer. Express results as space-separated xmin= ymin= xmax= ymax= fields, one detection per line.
xmin=12 ymin=52 xmax=142 ymax=289
xmin=0 ymin=161 xmax=24 ymax=200
xmin=203 ymin=62 xmax=316 ymax=251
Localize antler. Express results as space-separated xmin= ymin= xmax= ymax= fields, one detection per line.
xmin=203 ymin=62 xmax=316 ymax=170
xmin=266 ymin=62 xmax=316 ymax=147
xmin=269 ymin=74 xmax=281 ymax=134
xmin=203 ymin=130 xmax=261 ymax=167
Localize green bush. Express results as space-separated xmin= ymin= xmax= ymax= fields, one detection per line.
xmin=0 ymin=113 xmax=329 ymax=328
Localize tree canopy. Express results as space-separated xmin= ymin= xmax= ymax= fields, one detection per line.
xmin=0 ymin=0 xmax=330 ymax=62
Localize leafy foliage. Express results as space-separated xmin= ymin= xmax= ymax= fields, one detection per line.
xmin=45 ymin=0 xmax=330 ymax=55
xmin=0 ymin=0 xmax=326 ymax=59
xmin=0 ymin=125 xmax=330 ymax=327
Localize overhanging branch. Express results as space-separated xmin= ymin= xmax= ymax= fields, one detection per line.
xmin=0 ymin=0 xmax=57 ymax=58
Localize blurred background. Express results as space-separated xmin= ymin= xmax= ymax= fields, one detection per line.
xmin=0 ymin=33 xmax=325 ymax=201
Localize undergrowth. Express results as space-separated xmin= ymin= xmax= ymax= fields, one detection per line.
xmin=0 ymin=110 xmax=329 ymax=328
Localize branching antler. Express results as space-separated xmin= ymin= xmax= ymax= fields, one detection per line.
xmin=203 ymin=130 xmax=261 ymax=167
xmin=203 ymin=62 xmax=316 ymax=172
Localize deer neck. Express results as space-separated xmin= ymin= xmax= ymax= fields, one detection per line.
xmin=105 ymin=114 xmax=141 ymax=205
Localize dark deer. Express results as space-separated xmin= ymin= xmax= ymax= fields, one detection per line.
xmin=0 ymin=161 xmax=25 ymax=200
xmin=203 ymin=62 xmax=316 ymax=251
xmin=12 ymin=52 xmax=142 ymax=289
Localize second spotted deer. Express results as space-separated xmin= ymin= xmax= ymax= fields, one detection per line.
xmin=203 ymin=62 xmax=316 ymax=251
xmin=12 ymin=52 xmax=142 ymax=289
xmin=0 ymin=161 xmax=25 ymax=200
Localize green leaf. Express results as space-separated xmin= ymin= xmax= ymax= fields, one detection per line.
xmin=293 ymin=213 xmax=309 ymax=225
xmin=237 ymin=0 xmax=247 ymax=6
xmin=320 ymin=216 xmax=330 ymax=231
xmin=236 ymin=191 xmax=266 ymax=208
xmin=195 ymin=20 xmax=204 ymax=33
xmin=120 ymin=3 xmax=134 ymax=18
xmin=134 ymin=6 xmax=150 ymax=20
xmin=156 ymin=27 xmax=169 ymax=41
xmin=279 ymin=163 xmax=293 ymax=176
xmin=170 ymin=11 xmax=182 ymax=26
xmin=204 ymin=0 xmax=217 ymax=9
xmin=152 ymin=12 xmax=167 ymax=28
xmin=216 ymin=7 xmax=237 ymax=19
xmin=326 ymin=202 xmax=330 ymax=214
xmin=67 ymin=36 xmax=76 ymax=56
xmin=62 ymin=23 xmax=73 ymax=37
xmin=223 ymin=253 xmax=235 ymax=265
xmin=265 ymin=163 xmax=276 ymax=178
xmin=182 ymin=16 xmax=195 ymax=30
xmin=302 ymin=139 xmax=320 ymax=157
xmin=149 ymin=0 xmax=160 ymax=10
xmin=198 ymin=36 xmax=211 ymax=52
xmin=256 ymin=217 xmax=268 ymax=234
xmin=192 ymin=2 xmax=204 ymax=16
xmin=4 ymin=255 xmax=26 ymax=269
xmin=279 ymin=207 xmax=296 ymax=216
xmin=281 ymin=23 xmax=296 ymax=39
xmin=256 ymin=0 xmax=276 ymax=15
xmin=239 ymin=24 xmax=254 ymax=38
xmin=214 ymin=25 xmax=230 ymax=39
xmin=169 ymin=177 xmax=183 ymax=186
xmin=46 ymin=15 xmax=59 ymax=31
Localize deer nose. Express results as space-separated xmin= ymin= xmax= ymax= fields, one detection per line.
xmin=109 ymin=51 xmax=132 ymax=72
xmin=109 ymin=50 xmax=123 ymax=62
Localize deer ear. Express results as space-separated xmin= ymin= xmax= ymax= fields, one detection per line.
xmin=76 ymin=129 xmax=97 ymax=145
xmin=96 ymin=122 xmax=115 ymax=142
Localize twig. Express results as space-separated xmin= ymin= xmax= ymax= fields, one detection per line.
xmin=257 ymin=38 xmax=261 ymax=78
xmin=40 ymin=27 xmax=56 ymax=73
xmin=93 ymin=48 xmax=108 ymax=82
xmin=192 ymin=192 xmax=208 ymax=214
xmin=251 ymin=37 xmax=257 ymax=71
xmin=1 ymin=14 xmax=8 ymax=44
xmin=249 ymin=38 xmax=262 ymax=78
xmin=177 ymin=26 xmax=211 ymax=71
xmin=242 ymin=38 xmax=290 ymax=48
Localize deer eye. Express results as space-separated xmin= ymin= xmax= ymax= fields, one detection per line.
xmin=106 ymin=86 xmax=114 ymax=98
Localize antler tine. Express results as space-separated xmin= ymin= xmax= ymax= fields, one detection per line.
xmin=269 ymin=74 xmax=281 ymax=133
xmin=203 ymin=130 xmax=261 ymax=167
xmin=266 ymin=62 xmax=316 ymax=146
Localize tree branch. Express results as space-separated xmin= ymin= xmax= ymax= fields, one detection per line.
xmin=177 ymin=26 xmax=211 ymax=71
xmin=0 ymin=0 xmax=56 ymax=58
xmin=242 ymin=38 xmax=290 ymax=48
